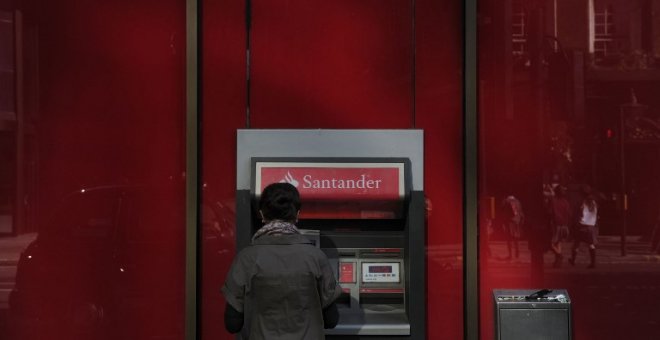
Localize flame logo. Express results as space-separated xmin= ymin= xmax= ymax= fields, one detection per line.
xmin=279 ymin=171 xmax=299 ymax=187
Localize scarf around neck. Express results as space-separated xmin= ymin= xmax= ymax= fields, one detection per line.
xmin=252 ymin=220 xmax=300 ymax=242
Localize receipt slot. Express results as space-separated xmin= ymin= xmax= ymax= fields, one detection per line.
xmin=236 ymin=131 xmax=425 ymax=340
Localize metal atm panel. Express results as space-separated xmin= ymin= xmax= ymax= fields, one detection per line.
xmin=325 ymin=248 xmax=409 ymax=336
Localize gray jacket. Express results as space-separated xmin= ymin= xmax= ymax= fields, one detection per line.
xmin=222 ymin=233 xmax=341 ymax=340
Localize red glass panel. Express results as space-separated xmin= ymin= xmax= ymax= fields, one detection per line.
xmin=415 ymin=0 xmax=464 ymax=338
xmin=201 ymin=0 xmax=464 ymax=339
xmin=199 ymin=0 xmax=246 ymax=338
xmin=249 ymin=0 xmax=413 ymax=129
xmin=1 ymin=1 xmax=187 ymax=339
xmin=479 ymin=1 xmax=660 ymax=339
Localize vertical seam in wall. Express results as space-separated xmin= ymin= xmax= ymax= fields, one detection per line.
xmin=464 ymin=0 xmax=479 ymax=339
xmin=412 ymin=0 xmax=416 ymax=128
xmin=185 ymin=0 xmax=200 ymax=339
xmin=246 ymin=0 xmax=252 ymax=128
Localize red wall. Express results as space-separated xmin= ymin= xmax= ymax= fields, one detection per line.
xmin=2 ymin=1 xmax=462 ymax=339
xmin=201 ymin=0 xmax=464 ymax=339
xmin=416 ymin=1 xmax=464 ymax=338
xmin=249 ymin=0 xmax=413 ymax=128
xmin=6 ymin=1 xmax=658 ymax=339
xmin=199 ymin=0 xmax=246 ymax=337
xmin=6 ymin=0 xmax=188 ymax=340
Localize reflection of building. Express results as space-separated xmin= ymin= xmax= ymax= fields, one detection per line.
xmin=511 ymin=0 xmax=660 ymax=67
xmin=0 ymin=11 xmax=20 ymax=235
xmin=0 ymin=11 xmax=36 ymax=236
xmin=591 ymin=3 xmax=616 ymax=61
xmin=511 ymin=1 xmax=528 ymax=57
xmin=587 ymin=0 xmax=658 ymax=66
xmin=583 ymin=1 xmax=660 ymax=237
xmin=480 ymin=0 xmax=660 ymax=238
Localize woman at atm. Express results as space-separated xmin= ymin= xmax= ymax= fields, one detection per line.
xmin=222 ymin=182 xmax=341 ymax=339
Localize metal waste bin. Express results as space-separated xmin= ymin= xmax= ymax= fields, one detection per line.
xmin=493 ymin=289 xmax=572 ymax=340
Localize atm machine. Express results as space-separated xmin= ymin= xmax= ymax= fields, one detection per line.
xmin=236 ymin=130 xmax=425 ymax=340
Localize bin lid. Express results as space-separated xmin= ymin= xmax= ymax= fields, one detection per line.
xmin=493 ymin=289 xmax=571 ymax=307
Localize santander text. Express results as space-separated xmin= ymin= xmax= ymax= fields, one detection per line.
xmin=302 ymin=174 xmax=382 ymax=189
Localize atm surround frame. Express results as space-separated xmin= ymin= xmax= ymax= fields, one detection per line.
xmin=235 ymin=155 xmax=426 ymax=339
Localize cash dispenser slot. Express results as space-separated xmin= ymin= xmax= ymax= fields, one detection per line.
xmin=359 ymin=291 xmax=405 ymax=307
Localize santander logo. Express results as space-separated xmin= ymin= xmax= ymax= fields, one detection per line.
xmin=279 ymin=171 xmax=300 ymax=187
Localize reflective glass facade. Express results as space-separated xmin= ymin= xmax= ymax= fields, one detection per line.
xmin=0 ymin=0 xmax=187 ymax=339
xmin=0 ymin=1 xmax=658 ymax=339
xmin=479 ymin=1 xmax=660 ymax=339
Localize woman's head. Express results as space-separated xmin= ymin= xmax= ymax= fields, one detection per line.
xmin=259 ymin=182 xmax=301 ymax=222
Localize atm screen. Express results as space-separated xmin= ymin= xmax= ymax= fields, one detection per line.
xmin=362 ymin=262 xmax=400 ymax=283
xmin=369 ymin=266 xmax=393 ymax=273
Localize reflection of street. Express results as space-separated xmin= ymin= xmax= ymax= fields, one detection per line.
xmin=425 ymin=238 xmax=660 ymax=339
xmin=3 ymin=234 xmax=659 ymax=339
xmin=0 ymin=187 xmax=235 ymax=340
xmin=483 ymin=236 xmax=660 ymax=339
xmin=0 ymin=233 xmax=36 ymax=338
xmin=0 ymin=186 xmax=197 ymax=340
xmin=0 ymin=234 xmax=36 ymax=307
xmin=486 ymin=236 xmax=660 ymax=269
xmin=428 ymin=235 xmax=660 ymax=271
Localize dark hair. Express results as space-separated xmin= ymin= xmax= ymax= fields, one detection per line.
xmin=259 ymin=182 xmax=301 ymax=222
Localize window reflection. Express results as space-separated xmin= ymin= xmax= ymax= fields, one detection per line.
xmin=0 ymin=10 xmax=18 ymax=236
xmin=0 ymin=0 xmax=190 ymax=339
xmin=480 ymin=0 xmax=660 ymax=339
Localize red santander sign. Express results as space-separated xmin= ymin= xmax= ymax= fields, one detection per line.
xmin=255 ymin=162 xmax=406 ymax=218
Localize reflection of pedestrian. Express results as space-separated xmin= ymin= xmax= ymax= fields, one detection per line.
xmin=528 ymin=216 xmax=551 ymax=285
xmin=549 ymin=186 xmax=571 ymax=267
xmin=222 ymin=183 xmax=341 ymax=339
xmin=569 ymin=186 xmax=599 ymax=269
xmin=501 ymin=196 xmax=524 ymax=260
